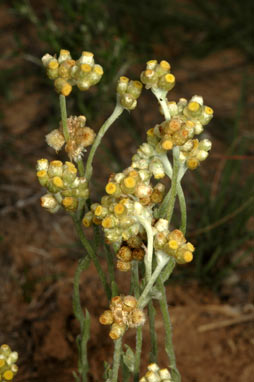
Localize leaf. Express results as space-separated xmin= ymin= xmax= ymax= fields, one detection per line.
xmin=103 ymin=361 xmax=112 ymax=381
xmin=122 ymin=344 xmax=135 ymax=373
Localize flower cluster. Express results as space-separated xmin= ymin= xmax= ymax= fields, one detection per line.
xmin=99 ymin=295 xmax=145 ymax=340
xmin=0 ymin=345 xmax=18 ymax=382
xmin=132 ymin=143 xmax=166 ymax=179
xmin=140 ymin=363 xmax=172 ymax=382
xmin=148 ymin=95 xmax=213 ymax=150
xmin=82 ymin=166 xmax=165 ymax=244
xmin=46 ymin=115 xmax=96 ymax=162
xmin=153 ymin=219 xmax=195 ymax=264
xmin=116 ymin=242 xmax=145 ymax=272
xmin=140 ymin=60 xmax=175 ymax=92
xmin=41 ymin=50 xmax=103 ymax=96
xmin=83 ymin=196 xmax=148 ymax=244
xmin=179 ymin=138 xmax=212 ymax=170
xmin=116 ymin=76 xmax=143 ymax=110
xmin=37 ymin=159 xmax=89 ymax=213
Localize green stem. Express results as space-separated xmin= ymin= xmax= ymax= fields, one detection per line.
xmin=165 ymin=147 xmax=180 ymax=222
xmin=72 ymin=216 xmax=111 ymax=300
xmin=152 ymin=89 xmax=171 ymax=121
xmin=73 ymin=257 xmax=91 ymax=382
xmin=105 ymin=244 xmax=118 ymax=296
xmin=157 ymin=277 xmax=181 ymax=382
xmin=177 ymin=182 xmax=187 ymax=235
xmin=77 ymin=159 xmax=85 ymax=177
xmin=112 ymin=337 xmax=122 ymax=382
xmin=158 ymin=147 xmax=180 ymax=221
xmin=137 ymin=217 xmax=154 ymax=281
xmin=132 ymin=262 xmax=142 ymax=382
xmin=85 ymin=103 xmax=124 ymax=181
xmin=148 ymin=301 xmax=158 ymax=363
xmin=59 ymin=94 xmax=69 ymax=141
xmin=138 ymin=253 xmax=169 ymax=309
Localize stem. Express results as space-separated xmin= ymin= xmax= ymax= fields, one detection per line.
xmin=152 ymin=88 xmax=171 ymax=121
xmin=105 ymin=244 xmax=118 ymax=296
xmin=59 ymin=94 xmax=69 ymax=141
xmin=165 ymin=147 xmax=180 ymax=223
xmin=158 ymin=147 xmax=180 ymax=221
xmin=72 ymin=216 xmax=111 ymax=300
xmin=159 ymin=153 xmax=173 ymax=178
xmin=137 ymin=217 xmax=154 ymax=281
xmin=132 ymin=262 xmax=142 ymax=382
xmin=177 ymin=182 xmax=187 ymax=235
xmin=77 ymin=159 xmax=85 ymax=177
xmin=112 ymin=338 xmax=122 ymax=382
xmin=157 ymin=277 xmax=181 ymax=382
xmin=137 ymin=254 xmax=169 ymax=309
xmin=73 ymin=257 xmax=91 ymax=382
xmin=85 ymin=103 xmax=124 ymax=181
xmin=148 ymin=301 xmax=158 ymax=363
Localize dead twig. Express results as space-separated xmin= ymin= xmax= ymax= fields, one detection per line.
xmin=198 ymin=313 xmax=254 ymax=333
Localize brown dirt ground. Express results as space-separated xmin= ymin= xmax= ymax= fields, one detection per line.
xmin=0 ymin=3 xmax=253 ymax=382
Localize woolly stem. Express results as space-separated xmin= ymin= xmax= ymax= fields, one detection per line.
xmin=85 ymin=103 xmax=124 ymax=181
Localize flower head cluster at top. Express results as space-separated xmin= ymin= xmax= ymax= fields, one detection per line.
xmin=46 ymin=115 xmax=96 ymax=162
xmin=37 ymin=159 xmax=89 ymax=213
xmin=42 ymin=50 xmax=103 ymax=96
xmin=140 ymin=363 xmax=172 ymax=382
xmin=0 ymin=345 xmax=18 ymax=382
xmin=141 ymin=60 xmax=175 ymax=92
xmin=99 ymin=295 xmax=145 ymax=340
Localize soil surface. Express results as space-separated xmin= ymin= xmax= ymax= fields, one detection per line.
xmin=0 ymin=3 xmax=253 ymax=382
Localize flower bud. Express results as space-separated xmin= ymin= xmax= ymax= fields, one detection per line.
xmin=99 ymin=310 xmax=113 ymax=325
xmin=48 ymin=160 xmax=63 ymax=177
xmin=122 ymin=295 xmax=137 ymax=312
xmin=40 ymin=194 xmax=59 ymax=213
xmin=117 ymin=246 xmax=132 ymax=262
xmin=132 ymin=248 xmax=145 ymax=261
xmin=109 ymin=323 xmax=126 ymax=340
xmin=129 ymin=308 xmax=146 ymax=327
xmin=117 ymin=260 xmax=131 ymax=272
xmin=145 ymin=371 xmax=161 ymax=382
xmin=37 ymin=159 xmax=49 ymax=171
xmin=46 ymin=129 xmax=65 ymax=152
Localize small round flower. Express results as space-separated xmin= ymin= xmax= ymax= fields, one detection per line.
xmin=117 ymin=76 xmax=143 ymax=110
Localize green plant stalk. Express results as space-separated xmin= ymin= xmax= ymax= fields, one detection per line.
xmin=165 ymin=147 xmax=180 ymax=222
xmin=104 ymin=243 xmax=118 ymax=295
xmin=148 ymin=301 xmax=158 ymax=363
xmin=159 ymin=153 xmax=187 ymax=234
xmin=177 ymin=182 xmax=187 ymax=235
xmin=112 ymin=337 xmax=122 ymax=382
xmin=132 ymin=262 xmax=142 ymax=382
xmin=157 ymin=276 xmax=181 ymax=382
xmin=73 ymin=257 xmax=91 ymax=382
xmin=72 ymin=215 xmax=111 ymax=300
xmin=85 ymin=103 xmax=124 ymax=181
xmin=77 ymin=159 xmax=85 ymax=177
xmin=59 ymin=94 xmax=69 ymax=141
xmin=138 ymin=254 xmax=169 ymax=309
xmin=152 ymin=88 xmax=171 ymax=120
xmin=137 ymin=216 xmax=154 ymax=281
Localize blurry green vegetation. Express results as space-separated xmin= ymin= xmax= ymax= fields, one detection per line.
xmin=7 ymin=0 xmax=253 ymax=289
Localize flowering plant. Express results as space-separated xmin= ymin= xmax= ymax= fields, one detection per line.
xmin=35 ymin=50 xmax=213 ymax=382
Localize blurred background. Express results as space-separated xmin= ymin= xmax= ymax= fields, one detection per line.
xmin=0 ymin=1 xmax=253 ymax=381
